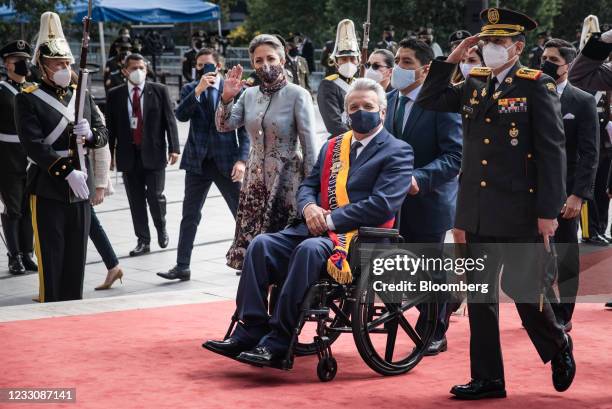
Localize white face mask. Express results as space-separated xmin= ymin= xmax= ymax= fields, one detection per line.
xmin=391 ymin=65 xmax=417 ymax=90
xmin=364 ymin=67 xmax=384 ymax=83
xmin=337 ymin=62 xmax=358 ymax=78
xmin=128 ymin=68 xmax=146 ymax=85
xmin=482 ymin=42 xmax=516 ymax=69
xmin=49 ymin=66 xmax=71 ymax=88
xmin=459 ymin=63 xmax=479 ymax=79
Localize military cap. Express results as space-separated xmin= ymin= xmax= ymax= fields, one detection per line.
xmin=479 ymin=8 xmax=538 ymax=37
xmin=192 ymin=30 xmax=206 ymax=39
xmin=0 ymin=40 xmax=32 ymax=59
xmin=448 ymin=30 xmax=471 ymax=45
xmin=383 ymin=25 xmax=395 ymax=32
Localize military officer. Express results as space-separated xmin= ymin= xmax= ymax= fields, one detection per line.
xmin=286 ymin=35 xmax=311 ymax=92
xmin=182 ymin=30 xmax=207 ymax=83
xmin=448 ymin=30 xmax=471 ymax=52
xmin=528 ymin=30 xmax=550 ymax=69
xmin=0 ymin=40 xmax=37 ymax=275
xmin=15 ymin=12 xmax=108 ymax=303
xmin=417 ymin=8 xmax=575 ymax=399
xmin=317 ymin=19 xmax=360 ymax=136
xmin=104 ymin=38 xmax=131 ymax=93
xmin=376 ymin=25 xmax=398 ymax=54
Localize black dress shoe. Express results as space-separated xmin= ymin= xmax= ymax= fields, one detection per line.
xmin=202 ymin=337 xmax=254 ymax=358
xmin=424 ymin=336 xmax=447 ymax=356
xmin=8 ymin=253 xmax=26 ymax=275
xmin=605 ymin=301 xmax=612 ymax=308
xmin=450 ymin=379 xmax=507 ymax=400
xmin=552 ymin=334 xmax=576 ymax=392
xmin=582 ymin=235 xmax=609 ymax=246
xmin=157 ymin=265 xmax=191 ymax=281
xmin=129 ymin=241 xmax=150 ymax=257
xmin=21 ymin=253 xmax=38 ymax=272
xmin=157 ymin=229 xmax=169 ymax=249
xmin=236 ymin=346 xmax=283 ymax=367
xmin=563 ymin=321 xmax=572 ymax=333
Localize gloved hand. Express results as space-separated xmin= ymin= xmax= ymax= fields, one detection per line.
xmin=602 ymin=29 xmax=612 ymax=44
xmin=74 ymin=119 xmax=94 ymax=142
xmin=65 ymin=170 xmax=89 ymax=199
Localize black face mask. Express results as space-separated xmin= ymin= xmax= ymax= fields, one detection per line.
xmin=541 ymin=60 xmax=563 ymax=81
xmin=385 ymin=34 xmax=393 ymax=42
xmin=288 ymin=48 xmax=299 ymax=57
xmin=13 ymin=59 xmax=29 ymax=76
xmin=194 ymin=40 xmax=204 ymax=49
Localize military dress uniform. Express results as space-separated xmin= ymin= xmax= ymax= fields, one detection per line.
xmin=103 ymin=55 xmax=124 ymax=92
xmin=15 ymin=12 xmax=108 ymax=303
xmin=0 ymin=40 xmax=37 ymax=275
xmin=417 ymin=8 xmax=572 ymax=393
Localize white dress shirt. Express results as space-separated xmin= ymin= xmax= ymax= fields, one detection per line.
xmin=398 ymin=85 xmax=423 ymax=134
xmin=494 ymin=65 xmax=514 ymax=89
xmin=127 ymin=80 xmax=145 ymax=118
xmin=556 ymin=79 xmax=568 ymax=96
xmin=195 ymin=75 xmax=221 ymax=103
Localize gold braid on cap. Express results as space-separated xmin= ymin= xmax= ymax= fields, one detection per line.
xmin=480 ymin=24 xmax=525 ymax=36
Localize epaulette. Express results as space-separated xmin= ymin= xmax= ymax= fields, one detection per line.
xmin=468 ymin=67 xmax=492 ymax=77
xmin=70 ymin=83 xmax=77 ymax=89
xmin=516 ymin=67 xmax=542 ymax=80
xmin=325 ymin=74 xmax=339 ymax=81
xmin=23 ymin=84 xmax=38 ymax=93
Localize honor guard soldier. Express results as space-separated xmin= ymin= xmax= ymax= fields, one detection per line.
xmin=182 ymin=30 xmax=207 ymax=83
xmin=417 ymin=8 xmax=576 ymax=399
xmin=317 ymin=19 xmax=360 ymax=136
xmin=15 ymin=12 xmax=108 ymax=302
xmin=0 ymin=40 xmax=38 ymax=275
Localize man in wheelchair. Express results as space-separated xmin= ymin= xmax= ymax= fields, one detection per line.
xmin=203 ymin=78 xmax=414 ymax=367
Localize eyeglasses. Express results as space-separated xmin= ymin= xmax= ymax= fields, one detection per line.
xmin=364 ymin=62 xmax=389 ymax=70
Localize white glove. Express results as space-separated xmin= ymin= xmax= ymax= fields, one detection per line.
xmin=74 ymin=119 xmax=94 ymax=142
xmin=602 ymin=29 xmax=612 ymax=44
xmin=606 ymin=121 xmax=612 ymax=144
xmin=65 ymin=170 xmax=89 ymax=199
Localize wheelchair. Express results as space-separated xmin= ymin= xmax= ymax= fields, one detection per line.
xmin=223 ymin=225 xmax=439 ymax=382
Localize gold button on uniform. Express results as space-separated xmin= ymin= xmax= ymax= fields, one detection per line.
xmin=529 ymin=188 xmax=534 ymax=193
xmin=61 ymin=165 xmax=66 ymax=169
xmin=484 ymin=138 xmax=490 ymax=144
xmin=527 ymin=153 xmax=532 ymax=159
xmin=55 ymin=171 xmax=60 ymax=176
xmin=480 ymin=181 xmax=487 ymax=187
xmin=481 ymin=159 xmax=488 ymax=165
xmin=485 ymin=118 xmax=491 ymax=123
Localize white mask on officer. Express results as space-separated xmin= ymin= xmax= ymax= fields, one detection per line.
xmin=49 ymin=66 xmax=72 ymax=88
xmin=482 ymin=42 xmax=517 ymax=69
xmin=337 ymin=62 xmax=358 ymax=78
xmin=129 ymin=68 xmax=146 ymax=85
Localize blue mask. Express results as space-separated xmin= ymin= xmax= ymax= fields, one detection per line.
xmin=349 ymin=109 xmax=381 ymax=134
xmin=391 ymin=65 xmax=416 ymax=90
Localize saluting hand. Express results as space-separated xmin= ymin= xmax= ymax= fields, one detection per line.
xmin=447 ymin=35 xmax=481 ymax=64
xmin=221 ymin=64 xmax=245 ymax=104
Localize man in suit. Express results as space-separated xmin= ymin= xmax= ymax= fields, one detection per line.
xmin=384 ymin=38 xmax=463 ymax=355
xmin=107 ymin=53 xmax=180 ymax=257
xmin=540 ymin=39 xmax=599 ymax=332
xmin=158 ymin=49 xmax=250 ymax=281
xmin=203 ymin=78 xmax=414 ymax=366
xmin=417 ymin=8 xmax=575 ymax=399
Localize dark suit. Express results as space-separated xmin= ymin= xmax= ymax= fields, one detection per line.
xmin=547 ymin=83 xmax=599 ymax=325
xmin=232 ymin=128 xmax=414 ymax=354
xmin=417 ymin=60 xmax=567 ymax=381
xmin=173 ymin=79 xmax=250 ymax=267
xmin=107 ymin=81 xmax=179 ymax=244
xmin=385 ymin=87 xmax=463 ymax=341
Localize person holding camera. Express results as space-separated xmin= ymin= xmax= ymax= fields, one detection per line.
xmin=158 ymin=48 xmax=249 ymax=281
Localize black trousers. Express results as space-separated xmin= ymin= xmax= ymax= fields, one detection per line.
xmin=582 ymin=156 xmax=611 ymax=238
xmin=123 ymin=149 xmax=167 ymax=244
xmin=465 ymin=232 xmax=565 ymax=381
xmin=90 ymin=205 xmax=119 ymax=270
xmin=0 ymin=172 xmax=33 ymax=255
xmin=30 ymin=195 xmax=90 ymax=303
xmin=547 ymin=216 xmax=579 ymax=324
xmin=401 ymin=228 xmax=453 ymax=341
xmin=176 ymin=160 xmax=240 ymax=267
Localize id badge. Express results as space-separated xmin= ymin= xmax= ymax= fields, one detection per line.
xmin=130 ymin=116 xmax=138 ymax=129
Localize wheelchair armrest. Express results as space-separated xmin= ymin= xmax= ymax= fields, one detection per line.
xmin=358 ymin=227 xmax=400 ymax=239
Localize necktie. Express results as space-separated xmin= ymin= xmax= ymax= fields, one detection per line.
xmin=349 ymin=141 xmax=362 ymax=165
xmin=132 ymin=86 xmax=143 ymax=145
xmin=488 ymin=77 xmax=498 ymax=97
xmin=394 ymin=95 xmax=410 ymax=137
xmin=207 ymin=87 xmax=218 ymax=111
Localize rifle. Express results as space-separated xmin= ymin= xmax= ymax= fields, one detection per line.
xmin=359 ymin=0 xmax=371 ymax=77
xmin=70 ymin=0 xmax=93 ymax=175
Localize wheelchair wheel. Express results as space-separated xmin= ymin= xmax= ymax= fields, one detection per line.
xmin=316 ymin=356 xmax=337 ymax=382
xmin=352 ymin=263 xmax=438 ymax=376
xmin=294 ymin=284 xmax=352 ymax=356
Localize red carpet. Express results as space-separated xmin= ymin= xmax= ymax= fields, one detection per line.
xmin=1 ymin=300 xmax=611 ymax=409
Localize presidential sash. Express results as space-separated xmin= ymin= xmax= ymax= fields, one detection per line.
xmin=321 ymin=130 xmax=394 ymax=284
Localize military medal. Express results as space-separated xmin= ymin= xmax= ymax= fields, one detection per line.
xmin=509 ymin=127 xmax=519 ymax=138
xmin=493 ymin=91 xmax=501 ymax=100
xmin=332 ymin=161 xmax=342 ymax=173
xmin=505 ymin=77 xmax=513 ymax=84
xmin=481 ymin=88 xmax=487 ymax=97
